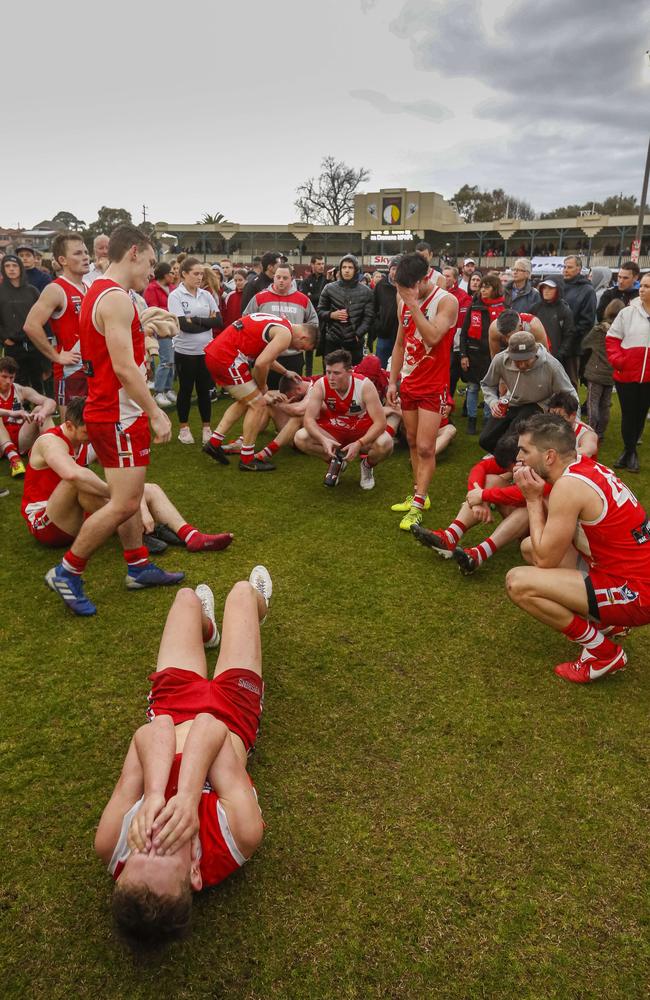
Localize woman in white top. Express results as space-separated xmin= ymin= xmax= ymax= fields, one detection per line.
xmin=167 ymin=256 xmax=222 ymax=444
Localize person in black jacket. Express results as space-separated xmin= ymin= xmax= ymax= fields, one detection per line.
xmin=371 ymin=255 xmax=400 ymax=368
xmin=240 ymin=251 xmax=281 ymax=311
xmin=562 ymin=255 xmax=597 ymax=386
xmin=16 ymin=244 xmax=52 ymax=293
xmin=459 ymin=273 xmax=505 ymax=434
xmin=317 ymin=254 xmax=374 ymax=364
xmin=530 ymin=277 xmax=574 ymax=358
xmin=596 ymin=261 xmax=640 ymax=321
xmin=300 ymin=255 xmax=328 ymax=375
xmin=0 ymin=254 xmax=43 ymax=391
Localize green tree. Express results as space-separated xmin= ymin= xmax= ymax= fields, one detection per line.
xmin=199 ymin=212 xmax=230 ymax=224
xmin=540 ymin=194 xmax=644 ymax=219
xmin=451 ymin=184 xmax=535 ymax=223
xmin=52 ymin=210 xmax=86 ymax=231
xmin=295 ymin=156 xmax=370 ymax=225
xmin=84 ymin=206 xmax=133 ymax=245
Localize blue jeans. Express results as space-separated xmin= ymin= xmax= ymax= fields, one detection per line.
xmin=466 ymin=383 xmax=490 ymax=419
xmin=376 ymin=336 xmax=395 ymax=370
xmin=153 ymin=337 xmax=175 ymax=394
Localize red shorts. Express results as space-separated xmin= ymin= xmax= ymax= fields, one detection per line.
xmin=2 ymin=420 xmax=22 ymax=449
xmin=586 ymin=569 xmax=650 ymax=628
xmin=146 ymin=667 xmax=264 ymax=753
xmin=55 ymin=371 xmax=88 ymax=407
xmin=86 ymin=414 xmax=150 ymax=469
xmin=399 ymin=380 xmax=446 ymax=413
xmin=317 ymin=415 xmax=373 ymax=446
xmin=205 ymin=352 xmax=253 ymax=389
xmin=24 ymin=508 xmax=75 ymax=547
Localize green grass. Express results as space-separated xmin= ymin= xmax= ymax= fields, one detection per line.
xmin=1 ymin=395 xmax=649 ymax=1000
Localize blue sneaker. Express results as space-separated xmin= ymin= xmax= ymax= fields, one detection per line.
xmin=125 ymin=562 xmax=185 ymax=590
xmin=45 ymin=565 xmax=97 ymax=616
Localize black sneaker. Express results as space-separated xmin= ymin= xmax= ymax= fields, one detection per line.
xmin=203 ymin=441 xmax=230 ymax=465
xmin=152 ymin=523 xmax=184 ymax=546
xmin=613 ymin=452 xmax=630 ymax=469
xmin=239 ymin=457 xmax=276 ymax=472
xmin=452 ymin=547 xmax=478 ymax=576
xmin=627 ymin=450 xmax=640 ymax=473
xmin=143 ymin=533 xmax=168 ymax=554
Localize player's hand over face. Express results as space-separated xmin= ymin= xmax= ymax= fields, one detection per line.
xmin=151 ymin=407 xmax=172 ymax=444
xmin=386 ymin=383 xmax=399 ymax=407
xmin=341 ymin=440 xmax=362 ymax=462
xmin=151 ymin=793 xmax=199 ymax=855
xmin=127 ymin=792 xmax=166 ymax=853
xmin=397 ymin=285 xmax=419 ymax=310
xmin=513 ymin=464 xmax=545 ymax=500
xmin=58 ymin=349 xmax=81 ymax=367
xmin=264 ymin=390 xmax=286 ymax=404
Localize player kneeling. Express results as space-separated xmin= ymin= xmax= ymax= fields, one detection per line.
xmin=294 ymin=349 xmax=393 ymax=489
xmin=94 ymin=568 xmax=271 ymax=946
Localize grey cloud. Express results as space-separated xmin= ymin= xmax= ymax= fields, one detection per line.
xmin=350 ymin=88 xmax=452 ymax=122
xmin=390 ymin=0 xmax=649 ymax=135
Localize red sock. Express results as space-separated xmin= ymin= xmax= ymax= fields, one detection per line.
xmin=562 ymin=614 xmax=619 ymax=660
xmin=2 ymin=440 xmax=19 ymax=462
xmin=444 ymin=518 xmax=467 ymax=546
xmin=186 ymin=530 xmax=233 ymax=552
xmin=177 ymin=523 xmax=198 ymax=544
xmin=209 ymin=430 xmax=225 ymax=447
xmin=469 ymin=537 xmax=498 ymax=565
xmin=62 ymin=550 xmax=87 ymax=575
xmin=123 ymin=546 xmax=149 ymax=569
xmin=386 ymin=425 xmax=396 ymax=438
xmin=240 ymin=444 xmax=255 ymax=464
xmin=255 ymin=440 xmax=280 ymax=461
xmin=412 ymin=493 xmax=426 ymax=510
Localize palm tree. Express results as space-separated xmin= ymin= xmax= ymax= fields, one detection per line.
xmin=198 ymin=212 xmax=230 ymax=224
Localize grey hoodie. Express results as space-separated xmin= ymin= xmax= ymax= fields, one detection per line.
xmin=481 ymin=345 xmax=578 ymax=408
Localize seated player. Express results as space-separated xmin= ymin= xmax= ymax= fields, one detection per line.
xmin=488 ymin=309 xmax=548 ymax=357
xmin=94 ymin=568 xmax=271 ymax=946
xmin=294 ymin=348 xmax=393 ymax=490
xmin=23 ymin=396 xmax=232 ymax=560
xmin=411 ymin=434 xmax=545 ymax=574
xmin=0 ymin=356 xmax=56 ymax=477
xmin=202 ymin=313 xmax=316 ymax=471
xmin=547 ymin=390 xmax=599 ymax=457
xmin=507 ymin=413 xmax=650 ymax=683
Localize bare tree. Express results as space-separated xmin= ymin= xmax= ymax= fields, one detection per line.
xmin=295 ymin=157 xmax=370 ymax=226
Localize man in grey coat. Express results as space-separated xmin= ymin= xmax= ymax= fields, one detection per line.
xmin=505 ymin=259 xmax=541 ymax=313
xmin=479 ymin=331 xmax=578 ymax=452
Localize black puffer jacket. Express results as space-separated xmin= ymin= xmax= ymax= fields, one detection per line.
xmin=563 ymin=273 xmax=597 ymax=354
xmin=317 ymin=255 xmax=374 ymax=351
xmin=530 ymin=276 xmax=575 ymax=358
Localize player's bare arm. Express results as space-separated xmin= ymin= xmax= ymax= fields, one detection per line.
xmin=24 ymin=285 xmax=79 ymax=365
xmin=37 ymin=435 xmax=110 ymax=498
xmin=94 ymin=736 xmax=145 ymax=864
xmin=206 ymin=731 xmax=264 ymax=860
xmin=19 ymin=386 xmax=57 ymax=423
xmin=302 ymin=380 xmax=333 ymax=450
xmin=341 ymin=381 xmax=387 ymax=461
xmin=253 ymin=327 xmax=293 ymax=388
xmin=513 ymin=469 xmax=590 ymax=568
xmin=127 ymin=716 xmax=177 ymax=854
xmin=152 ymin=714 xmax=230 ymax=856
xmin=398 ymin=287 xmax=458 ymax=347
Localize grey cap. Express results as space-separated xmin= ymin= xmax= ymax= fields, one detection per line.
xmin=507 ymin=331 xmax=538 ymax=360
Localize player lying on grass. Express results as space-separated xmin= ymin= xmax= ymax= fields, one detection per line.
xmin=507 ymin=413 xmax=650 ymax=683
xmin=94 ymin=568 xmax=271 ymax=946
xmin=21 ymin=398 xmax=231 ymax=600
xmin=411 ymin=434 xmax=542 ymax=574
xmin=0 ymin=356 xmax=56 ymax=478
xmin=294 ymin=348 xmax=393 ymax=490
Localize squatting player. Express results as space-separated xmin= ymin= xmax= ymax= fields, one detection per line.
xmin=387 ymin=253 xmax=459 ymax=530
xmin=45 ymin=224 xmax=180 ymax=617
xmin=294 ymin=348 xmax=393 ymax=490
xmin=0 ymin=356 xmax=56 ymax=477
xmin=94 ymin=567 xmax=272 ymax=945
xmin=202 ymin=313 xmax=316 ymax=471
xmin=507 ymin=413 xmax=650 ymax=683
xmin=22 ymin=396 xmax=233 ymax=554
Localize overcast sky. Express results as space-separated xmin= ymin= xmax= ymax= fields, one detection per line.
xmin=3 ymin=0 xmax=649 ymax=229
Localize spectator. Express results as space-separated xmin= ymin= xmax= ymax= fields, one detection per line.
xmin=167 ymin=256 xmax=221 ymax=445
xmin=0 ymin=253 xmax=42 ymax=390
xmin=372 ymin=255 xmax=401 ymax=369
xmin=84 ymin=234 xmax=110 ymax=286
xmin=317 ymin=254 xmax=374 ymax=364
xmin=458 ymin=258 xmax=476 ymax=293
xmin=220 ymin=258 xmax=235 ymax=292
xmin=221 ymin=268 xmax=247 ymax=328
xmin=589 ymin=266 xmax=612 ymax=306
xmin=145 ymin=262 xmax=177 ymax=407
xmin=414 ymin=241 xmax=445 ymax=288
xmin=442 ymin=265 xmax=472 ymax=398
xmin=243 ymin=263 xmax=318 ymax=386
xmin=301 ymin=255 xmax=328 ymax=309
xmin=246 ymin=255 xmax=263 ymax=283
xmin=16 ymin=244 xmax=52 ymax=293
xmin=479 ymin=331 xmax=577 ymax=452
xmin=596 ymin=261 xmax=640 ymax=321
xmin=562 ymin=254 xmax=597 ymax=386
xmin=202 ymin=264 xmax=225 ymax=316
xmin=169 ymin=259 xmax=180 ymax=287
xmin=241 ymin=250 xmax=281 ymax=311
xmin=582 ymin=299 xmax=624 ymax=442
xmin=606 ymin=273 xmax=650 ymax=472
xmin=504 ymin=258 xmax=540 ymax=313
xmin=530 ymin=277 xmax=574 ymax=357
xmin=459 ymin=273 xmax=505 ymax=434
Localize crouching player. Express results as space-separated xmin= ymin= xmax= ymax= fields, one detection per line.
xmin=94 ymin=568 xmax=272 ymax=945
xmin=0 ymin=356 xmax=56 ymax=477
xmin=294 ymin=349 xmax=393 ymax=489
xmin=22 ymin=396 xmax=232 ymax=558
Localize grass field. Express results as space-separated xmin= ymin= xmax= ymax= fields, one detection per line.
xmin=1 ymin=393 xmax=649 ymax=1000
